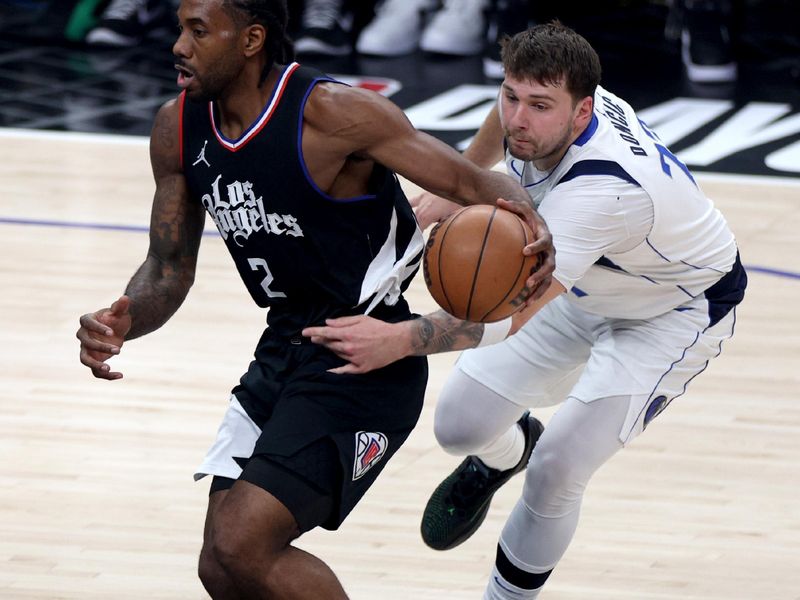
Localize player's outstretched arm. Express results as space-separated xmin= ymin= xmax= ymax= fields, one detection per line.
xmin=411 ymin=104 xmax=506 ymax=230
xmin=303 ymin=281 xmax=564 ymax=374
xmin=303 ymin=84 xmax=554 ymax=304
xmin=302 ymin=311 xmax=483 ymax=374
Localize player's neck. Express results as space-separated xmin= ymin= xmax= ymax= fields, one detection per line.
xmin=533 ymin=151 xmax=566 ymax=172
xmin=533 ymin=141 xmax=572 ymax=172
xmin=214 ymin=65 xmax=282 ymax=140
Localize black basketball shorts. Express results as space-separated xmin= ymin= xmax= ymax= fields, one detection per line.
xmin=195 ymin=328 xmax=428 ymax=532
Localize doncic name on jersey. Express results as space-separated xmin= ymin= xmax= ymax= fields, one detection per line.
xmin=201 ymin=171 xmax=304 ymax=247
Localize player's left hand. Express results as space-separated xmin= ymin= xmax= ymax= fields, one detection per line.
xmin=302 ymin=315 xmax=411 ymax=374
xmin=410 ymin=191 xmax=460 ymax=230
xmin=496 ymin=197 xmax=555 ymax=306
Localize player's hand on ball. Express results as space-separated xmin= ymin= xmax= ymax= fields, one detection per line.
xmin=496 ymin=198 xmax=555 ymax=305
xmin=410 ymin=191 xmax=461 ymax=230
xmin=303 ymin=316 xmax=410 ymax=374
xmin=77 ymin=295 xmax=132 ymax=380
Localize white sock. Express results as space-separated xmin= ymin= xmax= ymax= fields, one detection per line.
xmin=478 ymin=422 xmax=525 ymax=471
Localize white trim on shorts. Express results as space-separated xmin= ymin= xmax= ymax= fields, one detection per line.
xmin=194 ymin=395 xmax=261 ymax=482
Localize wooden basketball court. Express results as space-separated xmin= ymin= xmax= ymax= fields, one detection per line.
xmin=1 ymin=128 xmax=799 ymax=599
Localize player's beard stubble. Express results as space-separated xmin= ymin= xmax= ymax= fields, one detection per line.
xmin=504 ymin=124 xmax=573 ymax=168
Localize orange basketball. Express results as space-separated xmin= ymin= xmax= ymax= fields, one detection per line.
xmin=423 ymin=205 xmax=540 ymax=323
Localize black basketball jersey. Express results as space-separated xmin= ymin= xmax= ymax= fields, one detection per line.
xmin=179 ymin=63 xmax=423 ymax=336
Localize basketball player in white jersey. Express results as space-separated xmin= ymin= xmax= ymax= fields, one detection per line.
xmin=304 ymin=21 xmax=747 ymax=599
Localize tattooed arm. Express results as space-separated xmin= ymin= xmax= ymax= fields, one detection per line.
xmin=302 ymin=310 xmax=483 ymax=375
xmin=409 ymin=311 xmax=485 ymax=355
xmin=302 ymin=281 xmax=563 ymax=374
xmin=125 ymin=99 xmax=205 ymax=339
xmin=76 ymin=99 xmax=205 ymax=379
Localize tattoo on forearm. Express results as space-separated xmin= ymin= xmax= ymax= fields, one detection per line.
xmin=410 ymin=312 xmax=484 ymax=355
xmin=417 ymin=317 xmax=435 ymax=347
xmin=124 ymin=177 xmax=202 ymax=340
xmin=124 ymin=256 xmax=192 ymax=340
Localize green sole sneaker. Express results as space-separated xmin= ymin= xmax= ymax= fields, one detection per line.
xmin=420 ymin=412 xmax=544 ymax=551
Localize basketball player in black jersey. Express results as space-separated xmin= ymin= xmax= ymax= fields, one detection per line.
xmin=76 ymin=0 xmax=553 ymax=597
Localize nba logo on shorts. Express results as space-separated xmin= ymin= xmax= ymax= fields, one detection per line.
xmin=353 ymin=431 xmax=388 ymax=481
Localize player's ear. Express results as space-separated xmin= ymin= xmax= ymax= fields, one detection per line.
xmin=243 ymin=23 xmax=266 ymax=57
xmin=575 ymin=95 xmax=593 ymax=130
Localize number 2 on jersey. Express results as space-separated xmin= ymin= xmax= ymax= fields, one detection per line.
xmin=247 ymin=257 xmax=287 ymax=298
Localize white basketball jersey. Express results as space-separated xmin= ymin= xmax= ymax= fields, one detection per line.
xmin=505 ymin=85 xmax=738 ymax=319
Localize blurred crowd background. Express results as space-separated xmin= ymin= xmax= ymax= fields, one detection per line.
xmin=1 ymin=0 xmax=798 ymax=84
xmin=0 ymin=0 xmax=798 ymax=153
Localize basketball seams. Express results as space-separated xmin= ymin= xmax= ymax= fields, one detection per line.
xmin=466 ymin=206 xmax=497 ymax=320
xmin=435 ymin=209 xmax=465 ymax=316
xmin=423 ymin=205 xmax=534 ymax=323
xmin=479 ymin=214 xmax=530 ymax=321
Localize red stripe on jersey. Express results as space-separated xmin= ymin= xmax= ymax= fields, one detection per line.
xmin=211 ymin=62 xmax=301 ymax=152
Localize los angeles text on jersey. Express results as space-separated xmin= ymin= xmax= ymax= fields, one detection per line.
xmin=201 ymin=174 xmax=304 ymax=247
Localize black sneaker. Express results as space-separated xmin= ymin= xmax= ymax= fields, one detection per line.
xmin=295 ymin=0 xmax=352 ymax=56
xmin=421 ymin=411 xmax=544 ymax=551
xmin=681 ymin=0 xmax=737 ymax=83
xmin=85 ymin=0 xmax=165 ymax=47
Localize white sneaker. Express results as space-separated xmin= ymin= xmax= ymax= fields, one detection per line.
xmin=356 ymin=0 xmax=438 ymax=56
xmin=420 ymin=0 xmax=488 ymax=56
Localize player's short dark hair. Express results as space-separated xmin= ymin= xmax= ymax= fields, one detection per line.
xmin=501 ymin=21 xmax=601 ymax=104
xmin=224 ymin=0 xmax=295 ymax=82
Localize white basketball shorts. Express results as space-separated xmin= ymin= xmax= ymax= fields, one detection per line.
xmin=457 ymin=294 xmax=737 ymax=444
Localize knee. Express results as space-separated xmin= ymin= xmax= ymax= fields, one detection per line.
xmin=433 ymin=412 xmax=494 ymax=456
xmin=433 ymin=368 xmax=524 ymax=456
xmin=523 ymin=442 xmax=591 ymax=515
xmin=198 ymin=542 xmax=232 ymax=593
xmin=528 ymin=446 xmax=582 ymax=492
xmin=209 ymin=525 xmax=263 ymax=575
